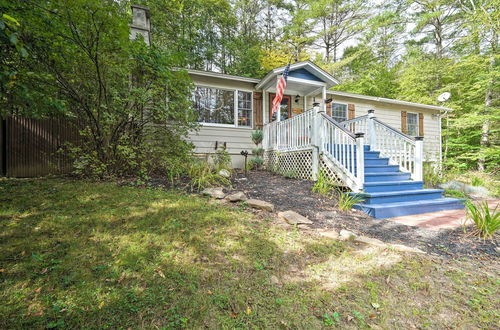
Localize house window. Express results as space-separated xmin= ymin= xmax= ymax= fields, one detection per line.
xmin=193 ymin=86 xmax=252 ymax=127
xmin=238 ymin=91 xmax=252 ymax=127
xmin=331 ymin=103 xmax=347 ymax=122
xmin=407 ymin=112 xmax=418 ymax=136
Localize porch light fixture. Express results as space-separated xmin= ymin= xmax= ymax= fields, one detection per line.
xmin=325 ymin=98 xmax=332 ymax=104
xmin=295 ymin=95 xmax=300 ymax=103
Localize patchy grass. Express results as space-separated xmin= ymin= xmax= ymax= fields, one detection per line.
xmin=0 ymin=178 xmax=498 ymax=328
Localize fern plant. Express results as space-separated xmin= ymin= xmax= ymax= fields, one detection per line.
xmin=464 ymin=201 xmax=499 ymax=239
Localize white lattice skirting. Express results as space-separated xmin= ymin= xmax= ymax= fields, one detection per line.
xmin=319 ymin=156 xmax=347 ymax=187
xmin=264 ymin=149 xmax=313 ymax=180
xmin=264 ymin=149 xmax=347 ymax=186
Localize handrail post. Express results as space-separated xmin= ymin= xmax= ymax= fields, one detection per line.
xmin=367 ymin=109 xmax=376 ymax=149
xmin=311 ymin=103 xmax=322 ymax=180
xmin=414 ymin=136 xmax=424 ymax=181
xmin=355 ymin=133 xmax=365 ymax=192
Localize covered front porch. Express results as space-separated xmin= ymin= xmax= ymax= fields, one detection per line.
xmin=255 ymin=61 xmax=338 ymax=125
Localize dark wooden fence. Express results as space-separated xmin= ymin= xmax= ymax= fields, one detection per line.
xmin=0 ymin=117 xmax=82 ymax=177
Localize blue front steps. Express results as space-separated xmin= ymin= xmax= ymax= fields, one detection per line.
xmin=350 ymin=145 xmax=464 ymax=219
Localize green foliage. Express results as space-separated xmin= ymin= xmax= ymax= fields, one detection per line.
xmin=423 ymin=162 xmax=442 ymax=187
xmin=250 ymin=130 xmax=265 ymax=170
xmin=464 ymin=201 xmax=499 ymax=239
xmin=444 ymin=189 xmax=467 ymax=199
xmin=312 ymin=170 xmax=335 ymax=196
xmin=187 ymin=159 xmax=230 ymax=191
xmin=471 ymin=176 xmax=484 ymax=187
xmin=211 ymin=147 xmax=232 ymax=172
xmin=336 ymin=190 xmax=364 ymax=212
xmin=252 ymin=147 xmax=264 ymax=156
xmin=251 ymin=130 xmax=264 ymax=145
xmin=1 ymin=0 xmax=197 ymax=178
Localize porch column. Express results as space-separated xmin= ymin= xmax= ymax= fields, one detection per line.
xmin=414 ymin=136 xmax=424 ymax=181
xmin=262 ymin=90 xmax=267 ymax=125
xmin=322 ymin=86 xmax=327 ymax=113
xmin=367 ymin=109 xmax=376 ymax=148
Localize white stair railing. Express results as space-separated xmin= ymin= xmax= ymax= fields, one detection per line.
xmin=342 ymin=110 xmax=423 ymax=181
xmin=319 ymin=114 xmax=365 ymax=192
xmin=371 ymin=119 xmax=423 ymax=180
xmin=340 ymin=115 xmax=369 ymax=143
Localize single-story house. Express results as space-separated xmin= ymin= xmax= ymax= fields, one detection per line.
xmin=187 ymin=61 xmax=447 ymax=169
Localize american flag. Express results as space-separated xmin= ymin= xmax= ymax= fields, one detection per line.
xmin=271 ymin=64 xmax=290 ymax=114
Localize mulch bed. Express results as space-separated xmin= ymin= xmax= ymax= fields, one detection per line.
xmin=229 ymin=170 xmax=499 ymax=259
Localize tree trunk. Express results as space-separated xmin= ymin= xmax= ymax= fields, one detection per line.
xmin=478 ymin=55 xmax=495 ymax=171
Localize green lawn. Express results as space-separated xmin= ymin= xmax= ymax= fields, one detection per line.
xmin=0 ymin=178 xmax=498 ymax=328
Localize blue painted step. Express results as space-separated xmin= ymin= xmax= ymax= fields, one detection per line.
xmin=365 ymin=165 xmax=399 ymax=173
xmin=363 ymin=181 xmax=424 ymax=192
xmin=364 ymin=158 xmax=389 ymax=166
xmin=365 ymin=172 xmax=411 ymax=182
xmin=351 ymin=189 xmax=444 ymax=204
xmin=353 ymin=198 xmax=465 ymax=219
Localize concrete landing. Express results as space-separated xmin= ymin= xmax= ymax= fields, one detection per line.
xmin=388 ymin=199 xmax=499 ymax=231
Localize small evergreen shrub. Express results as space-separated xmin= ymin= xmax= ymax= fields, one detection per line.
xmin=250 ymin=130 xmax=264 ymax=170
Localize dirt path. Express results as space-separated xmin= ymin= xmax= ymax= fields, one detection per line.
xmin=231 ymin=171 xmax=499 ymax=259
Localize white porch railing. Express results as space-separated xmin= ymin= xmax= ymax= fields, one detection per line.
xmin=263 ymin=108 xmax=315 ymax=151
xmin=262 ymin=108 xmax=423 ymax=190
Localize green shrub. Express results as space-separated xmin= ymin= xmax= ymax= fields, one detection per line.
xmin=471 ymin=177 xmax=484 ymax=187
xmin=312 ymin=170 xmax=334 ymax=196
xmin=188 ymin=159 xmax=230 ymax=191
xmin=444 ymin=189 xmax=467 ymax=198
xmin=211 ymin=146 xmax=232 ymax=172
xmin=252 ymin=147 xmax=264 ymax=157
xmin=250 ymin=130 xmax=265 ymax=170
xmin=464 ymin=201 xmax=499 ymax=239
xmin=336 ymin=190 xmax=364 ymax=212
xmin=251 ymin=130 xmax=264 ymax=145
xmin=423 ymin=162 xmax=442 ymax=187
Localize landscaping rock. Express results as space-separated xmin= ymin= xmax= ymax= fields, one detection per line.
xmin=355 ymin=236 xmax=387 ymax=248
xmin=201 ymin=187 xmax=225 ymax=199
xmin=225 ymin=191 xmax=247 ymax=202
xmin=278 ymin=210 xmax=313 ymax=225
xmin=318 ymin=229 xmax=339 ymax=240
xmin=247 ymin=199 xmax=274 ymax=211
xmin=270 ymin=275 xmax=280 ymax=285
xmin=297 ymin=224 xmax=311 ymax=230
xmin=218 ymin=169 xmax=231 ymax=178
xmin=389 ymin=244 xmax=425 ymax=254
xmin=438 ymin=180 xmax=490 ymax=198
xmin=339 ymin=229 xmax=357 ymax=240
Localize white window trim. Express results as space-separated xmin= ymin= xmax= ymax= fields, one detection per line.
xmin=331 ymin=102 xmax=348 ymax=122
xmin=194 ymin=84 xmax=253 ymax=129
xmin=406 ymin=111 xmax=419 ymax=136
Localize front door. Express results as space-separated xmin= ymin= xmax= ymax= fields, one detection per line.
xmin=269 ymin=94 xmax=291 ymax=122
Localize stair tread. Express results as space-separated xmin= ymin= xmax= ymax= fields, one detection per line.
xmin=355 ymin=189 xmax=443 ymax=197
xmin=365 ymin=165 xmax=398 ymax=168
xmin=364 ymin=180 xmax=423 ymax=186
xmin=355 ymin=197 xmax=463 ymax=209
xmin=365 ymin=172 xmax=408 ymax=176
